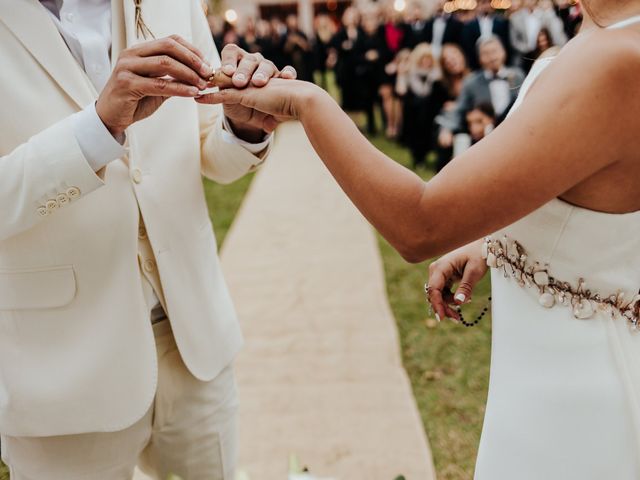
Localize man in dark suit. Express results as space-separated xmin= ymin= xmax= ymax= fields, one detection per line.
xmin=403 ymin=2 xmax=429 ymax=48
xmin=462 ymin=0 xmax=512 ymax=69
xmin=423 ymin=0 xmax=464 ymax=56
xmin=438 ymin=35 xmax=524 ymax=149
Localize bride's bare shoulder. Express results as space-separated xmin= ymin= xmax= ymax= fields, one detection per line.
xmin=554 ymin=27 xmax=640 ymax=78
xmin=526 ymin=27 xmax=640 ymax=108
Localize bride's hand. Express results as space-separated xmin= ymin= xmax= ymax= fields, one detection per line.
xmin=427 ymin=240 xmax=488 ymax=322
xmin=196 ymin=78 xmax=325 ymax=133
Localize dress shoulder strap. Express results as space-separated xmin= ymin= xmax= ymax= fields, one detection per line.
xmin=607 ymin=15 xmax=640 ymax=30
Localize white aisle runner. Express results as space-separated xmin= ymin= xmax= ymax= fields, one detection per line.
xmin=219 ymin=122 xmax=436 ymax=480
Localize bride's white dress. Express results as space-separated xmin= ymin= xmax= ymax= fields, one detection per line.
xmin=474 ymin=17 xmax=640 ymax=479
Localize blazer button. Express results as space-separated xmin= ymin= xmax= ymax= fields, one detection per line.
xmin=138 ymin=224 xmax=148 ymax=240
xmin=46 ymin=199 xmax=59 ymax=212
xmin=57 ymin=193 xmax=70 ymax=206
xmin=66 ymin=187 xmax=81 ymax=199
xmin=131 ymin=168 xmax=143 ymax=184
xmin=37 ymin=206 xmax=49 ymax=217
xmin=143 ymin=259 xmax=156 ymax=273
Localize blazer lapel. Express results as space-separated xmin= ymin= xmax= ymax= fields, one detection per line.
xmin=0 ymin=0 xmax=96 ymax=109
xmin=111 ymin=0 xmax=127 ymax=64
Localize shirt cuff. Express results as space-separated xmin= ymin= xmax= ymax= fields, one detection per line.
xmin=221 ymin=115 xmax=272 ymax=155
xmin=72 ymin=103 xmax=127 ymax=172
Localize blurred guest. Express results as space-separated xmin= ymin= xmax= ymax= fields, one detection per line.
xmin=556 ymin=0 xmax=583 ymax=38
xmin=435 ymin=43 xmax=470 ymax=170
xmin=219 ymin=22 xmax=248 ymax=51
xmin=467 ymin=103 xmax=496 ymax=143
xmin=284 ymin=15 xmax=314 ymax=82
xmin=453 ymin=102 xmax=497 ymax=157
xmin=439 ymin=43 xmax=470 ymax=100
xmin=332 ymin=7 xmax=363 ymax=112
xmin=383 ymin=48 xmax=412 ymax=138
xmin=208 ymin=14 xmax=225 ymax=52
xmin=314 ymin=14 xmax=337 ymax=89
xmin=462 ymin=0 xmax=512 ymax=69
xmin=270 ymin=16 xmax=290 ymax=69
xmin=357 ymin=10 xmax=389 ymax=135
xmin=424 ymin=0 xmax=464 ymax=57
xmin=397 ymin=43 xmax=448 ymax=168
xmin=404 ymin=2 xmax=429 ymax=48
xmin=510 ymin=0 xmax=567 ymax=67
xmin=243 ymin=18 xmax=261 ymax=54
xmin=439 ymin=36 xmax=524 ymax=150
xmin=509 ymin=0 xmax=524 ymax=14
xmin=253 ymin=19 xmax=278 ymax=60
xmin=521 ymin=27 xmax=556 ymax=72
xmin=382 ymin=6 xmax=408 ymax=56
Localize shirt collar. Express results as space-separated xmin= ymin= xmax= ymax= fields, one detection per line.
xmin=484 ymin=67 xmax=508 ymax=80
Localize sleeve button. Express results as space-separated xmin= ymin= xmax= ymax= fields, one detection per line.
xmin=131 ymin=168 xmax=143 ymax=184
xmin=46 ymin=199 xmax=59 ymax=211
xmin=66 ymin=187 xmax=81 ymax=199
xmin=37 ymin=206 xmax=49 ymax=217
xmin=143 ymin=259 xmax=156 ymax=273
xmin=57 ymin=193 xmax=70 ymax=206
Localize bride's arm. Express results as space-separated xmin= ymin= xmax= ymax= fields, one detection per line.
xmin=200 ymin=30 xmax=640 ymax=262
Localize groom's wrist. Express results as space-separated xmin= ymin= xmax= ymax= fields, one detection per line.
xmin=224 ymin=117 xmax=266 ymax=144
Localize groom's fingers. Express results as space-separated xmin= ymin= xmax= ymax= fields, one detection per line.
xmin=220 ymin=44 xmax=242 ymax=76
xmin=278 ymin=66 xmax=298 ymax=80
xmin=251 ymin=60 xmax=279 ymax=87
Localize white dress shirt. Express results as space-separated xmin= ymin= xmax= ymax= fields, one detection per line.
xmin=432 ymin=16 xmax=447 ymax=58
xmin=40 ymin=0 xmax=270 ymax=172
xmin=479 ymin=15 xmax=494 ymax=39
xmin=484 ymin=68 xmax=511 ymax=116
xmin=525 ymin=12 xmax=543 ymax=50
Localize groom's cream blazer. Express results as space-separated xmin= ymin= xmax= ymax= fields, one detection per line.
xmin=0 ymin=0 xmax=261 ymax=437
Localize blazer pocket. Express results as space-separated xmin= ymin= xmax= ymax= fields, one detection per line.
xmin=0 ymin=265 xmax=76 ymax=310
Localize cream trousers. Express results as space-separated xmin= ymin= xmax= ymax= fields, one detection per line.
xmin=1 ymin=319 xmax=239 ymax=480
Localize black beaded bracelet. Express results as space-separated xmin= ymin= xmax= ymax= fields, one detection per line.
xmin=425 ymin=283 xmax=492 ymax=327
xmin=455 ymin=297 xmax=492 ymax=327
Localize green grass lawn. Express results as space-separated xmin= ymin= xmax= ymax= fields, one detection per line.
xmin=368 ymin=135 xmax=492 ymax=480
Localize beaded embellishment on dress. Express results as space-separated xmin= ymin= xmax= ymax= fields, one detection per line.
xmin=483 ymin=236 xmax=640 ymax=327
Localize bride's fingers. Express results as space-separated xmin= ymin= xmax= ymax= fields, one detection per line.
xmin=444 ymin=304 xmax=460 ymax=322
xmin=194 ymin=89 xmax=242 ymax=105
xmin=427 ymin=286 xmax=448 ymax=323
xmin=453 ymin=261 xmax=488 ymax=305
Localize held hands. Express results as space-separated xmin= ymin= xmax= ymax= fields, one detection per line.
xmin=212 ymin=44 xmax=297 ymax=140
xmin=96 ymin=37 xmax=296 ymax=140
xmin=426 ymin=240 xmax=488 ymax=322
xmin=197 ymin=77 xmax=323 ymax=132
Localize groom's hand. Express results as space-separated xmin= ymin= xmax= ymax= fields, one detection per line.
xmin=96 ymin=35 xmax=212 ymax=138
xmin=215 ymin=44 xmax=297 ymax=139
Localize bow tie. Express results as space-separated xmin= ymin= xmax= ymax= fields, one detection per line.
xmin=487 ymin=73 xmax=509 ymax=82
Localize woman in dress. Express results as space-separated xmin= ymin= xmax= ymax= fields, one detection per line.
xmin=396 ymin=43 xmax=448 ymax=168
xmin=435 ymin=43 xmax=470 ymax=171
xmin=330 ymin=7 xmax=362 ymax=113
xmin=200 ymin=0 xmax=640 ymax=477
